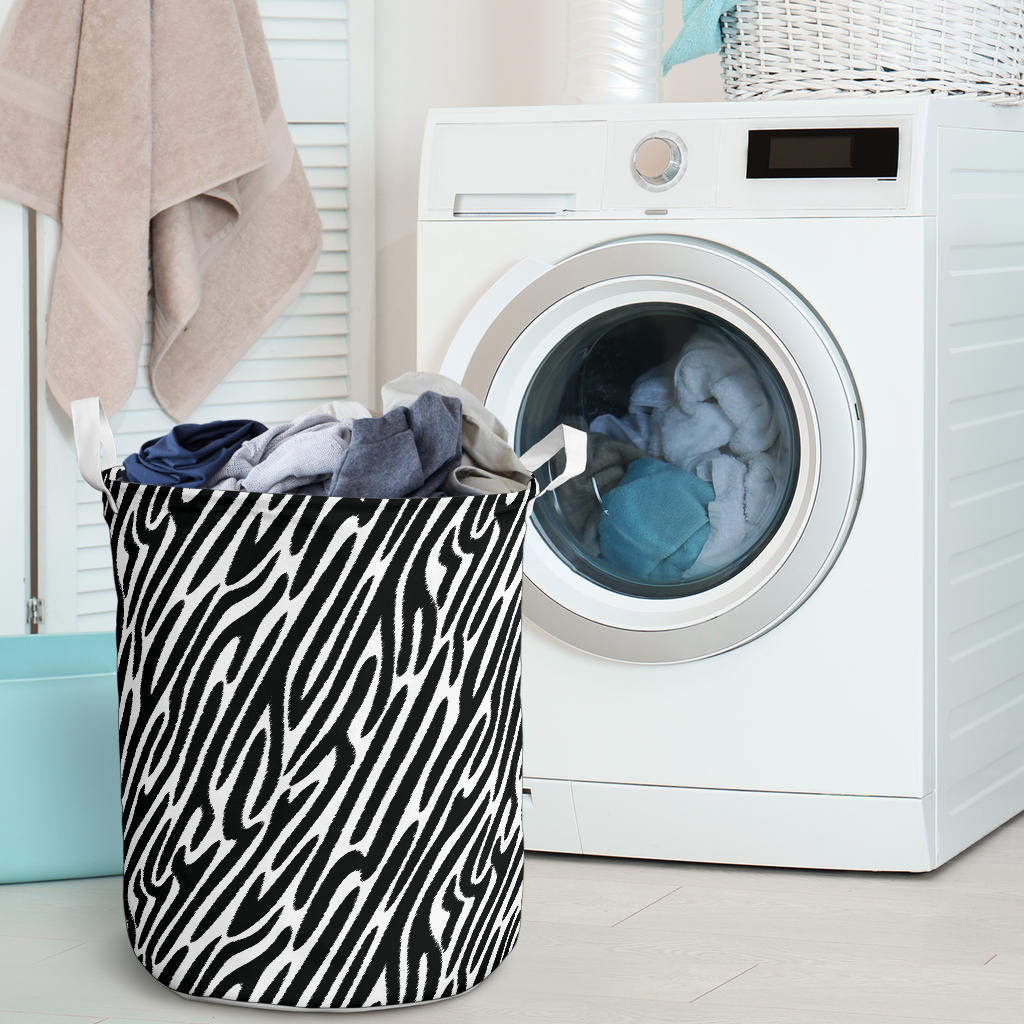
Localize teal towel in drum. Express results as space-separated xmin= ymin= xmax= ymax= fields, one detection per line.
xmin=663 ymin=0 xmax=740 ymax=71
xmin=599 ymin=458 xmax=715 ymax=581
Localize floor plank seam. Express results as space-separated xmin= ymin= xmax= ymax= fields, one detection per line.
xmin=609 ymin=886 xmax=681 ymax=927
xmin=689 ymin=962 xmax=759 ymax=1004
xmin=33 ymin=939 xmax=89 ymax=963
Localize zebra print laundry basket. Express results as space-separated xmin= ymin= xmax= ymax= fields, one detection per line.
xmin=71 ymin=397 xmax=585 ymax=1012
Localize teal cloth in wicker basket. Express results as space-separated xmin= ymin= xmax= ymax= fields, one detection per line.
xmin=0 ymin=633 xmax=123 ymax=883
xmin=663 ymin=0 xmax=740 ymax=71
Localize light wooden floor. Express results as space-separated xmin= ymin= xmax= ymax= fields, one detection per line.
xmin=1 ymin=814 xmax=1022 ymax=1024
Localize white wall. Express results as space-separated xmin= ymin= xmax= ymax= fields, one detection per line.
xmin=373 ymin=0 xmax=724 ymax=388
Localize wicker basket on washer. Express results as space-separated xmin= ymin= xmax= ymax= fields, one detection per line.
xmin=720 ymin=0 xmax=1024 ymax=103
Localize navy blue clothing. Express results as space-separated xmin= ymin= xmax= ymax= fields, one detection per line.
xmin=122 ymin=420 xmax=267 ymax=488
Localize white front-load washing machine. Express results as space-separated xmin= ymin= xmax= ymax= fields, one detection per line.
xmin=417 ymin=97 xmax=1024 ymax=871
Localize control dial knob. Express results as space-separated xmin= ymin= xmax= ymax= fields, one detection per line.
xmin=632 ymin=133 xmax=687 ymax=191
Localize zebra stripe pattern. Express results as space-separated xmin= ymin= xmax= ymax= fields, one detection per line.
xmin=101 ymin=474 xmax=529 ymax=1010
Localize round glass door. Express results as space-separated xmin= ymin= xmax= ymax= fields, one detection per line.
xmin=517 ymin=302 xmax=801 ymax=600
xmin=454 ymin=237 xmax=864 ymax=663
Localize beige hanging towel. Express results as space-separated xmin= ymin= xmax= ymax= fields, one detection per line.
xmin=0 ymin=0 xmax=323 ymax=420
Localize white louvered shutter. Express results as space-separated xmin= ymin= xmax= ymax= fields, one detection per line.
xmin=34 ymin=0 xmax=374 ymax=634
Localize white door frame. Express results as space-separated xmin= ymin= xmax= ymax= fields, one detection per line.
xmin=345 ymin=0 xmax=375 ymax=404
xmin=0 ymin=200 xmax=31 ymax=634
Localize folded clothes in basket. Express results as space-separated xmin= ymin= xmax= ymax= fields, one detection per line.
xmin=119 ymin=374 xmax=533 ymax=499
xmin=328 ymin=391 xmax=463 ymax=499
xmin=122 ymin=419 xmax=267 ymax=488
xmin=208 ymin=400 xmax=371 ymax=495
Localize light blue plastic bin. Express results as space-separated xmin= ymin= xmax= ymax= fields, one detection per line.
xmin=0 ymin=633 xmax=123 ymax=883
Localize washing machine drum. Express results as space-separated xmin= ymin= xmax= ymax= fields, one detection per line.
xmin=521 ymin=303 xmax=799 ymax=598
xmin=453 ymin=237 xmax=865 ymax=664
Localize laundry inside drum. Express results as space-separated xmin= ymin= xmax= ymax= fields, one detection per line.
xmin=516 ymin=302 xmax=801 ymax=599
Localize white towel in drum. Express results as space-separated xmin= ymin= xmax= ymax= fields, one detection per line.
xmin=590 ymin=410 xmax=667 ymax=460
xmin=628 ymin=363 xmax=677 ymax=415
xmin=660 ymin=402 xmax=735 ymax=472
xmin=673 ymin=330 xmax=779 ymax=457
xmin=745 ymin=453 xmax=781 ymax=530
xmin=590 ymin=326 xmax=791 ymax=576
xmin=688 ymin=453 xmax=749 ymax=574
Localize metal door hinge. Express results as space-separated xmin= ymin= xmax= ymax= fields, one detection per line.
xmin=26 ymin=596 xmax=44 ymax=626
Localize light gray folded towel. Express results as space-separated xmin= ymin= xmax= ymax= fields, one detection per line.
xmin=209 ymin=399 xmax=370 ymax=495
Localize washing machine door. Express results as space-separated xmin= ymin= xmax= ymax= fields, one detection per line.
xmin=442 ymin=236 xmax=864 ymax=664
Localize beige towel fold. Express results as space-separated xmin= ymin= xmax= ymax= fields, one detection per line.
xmin=0 ymin=0 xmax=322 ymax=420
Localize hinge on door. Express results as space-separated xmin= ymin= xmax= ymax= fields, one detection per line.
xmin=26 ymin=596 xmax=44 ymax=626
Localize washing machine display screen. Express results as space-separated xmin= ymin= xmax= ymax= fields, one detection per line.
xmin=516 ymin=304 xmax=801 ymax=600
xmin=747 ymin=127 xmax=900 ymax=179
xmin=770 ymin=133 xmax=852 ymax=170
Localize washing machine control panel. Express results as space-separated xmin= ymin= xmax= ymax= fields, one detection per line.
xmin=422 ymin=108 xmax=918 ymax=218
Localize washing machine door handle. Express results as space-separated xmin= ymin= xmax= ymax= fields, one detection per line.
xmin=442 ymin=257 xmax=555 ymax=383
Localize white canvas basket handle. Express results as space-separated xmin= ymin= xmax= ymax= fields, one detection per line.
xmin=71 ymin=397 xmax=120 ymax=507
xmin=520 ymin=424 xmax=588 ymax=498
